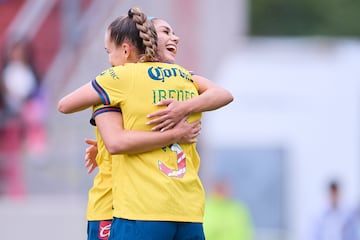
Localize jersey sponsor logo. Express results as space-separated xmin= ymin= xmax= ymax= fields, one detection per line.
xmin=158 ymin=143 xmax=186 ymax=178
xmin=148 ymin=66 xmax=192 ymax=82
xmin=98 ymin=220 xmax=112 ymax=240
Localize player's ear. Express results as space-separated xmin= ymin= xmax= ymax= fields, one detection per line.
xmin=122 ymin=43 xmax=131 ymax=58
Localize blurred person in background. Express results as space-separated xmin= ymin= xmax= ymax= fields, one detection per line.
xmin=311 ymin=180 xmax=349 ymax=240
xmin=203 ymin=177 xmax=255 ymax=240
xmin=0 ymin=37 xmax=48 ymax=197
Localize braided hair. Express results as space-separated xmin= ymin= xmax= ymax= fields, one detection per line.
xmin=107 ymin=7 xmax=158 ymax=62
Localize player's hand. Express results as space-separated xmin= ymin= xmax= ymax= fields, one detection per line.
xmin=174 ymin=117 xmax=201 ymax=144
xmin=146 ymin=99 xmax=188 ymax=132
xmin=84 ymin=138 xmax=98 ymax=174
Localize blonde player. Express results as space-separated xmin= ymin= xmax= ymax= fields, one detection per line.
xmin=58 ymin=7 xmax=232 ymax=240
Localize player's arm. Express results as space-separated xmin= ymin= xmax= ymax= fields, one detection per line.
xmin=147 ymin=74 xmax=233 ymax=131
xmin=191 ymin=74 xmax=234 ymax=111
xmin=57 ymin=82 xmax=102 ymax=114
xmin=82 ymin=107 xmax=200 ymax=173
xmin=95 ymin=111 xmax=200 ymax=155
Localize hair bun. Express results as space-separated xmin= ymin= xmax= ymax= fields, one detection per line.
xmin=128 ymin=8 xmax=134 ymax=18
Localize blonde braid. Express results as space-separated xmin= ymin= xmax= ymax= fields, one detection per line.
xmin=128 ymin=7 xmax=158 ymax=62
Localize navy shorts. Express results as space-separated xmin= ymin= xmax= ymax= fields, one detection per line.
xmin=108 ymin=217 xmax=205 ymax=240
xmin=87 ymin=220 xmax=112 ymax=240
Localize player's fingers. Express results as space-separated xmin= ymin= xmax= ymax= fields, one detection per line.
xmin=156 ymin=99 xmax=174 ymax=106
xmin=160 ymin=122 xmax=175 ymax=132
xmin=85 ymin=147 xmax=92 ymax=154
xmin=147 ymin=109 xmax=167 ymax=119
xmin=187 ymin=134 xmax=198 ymax=143
xmin=85 ymin=159 xmax=92 ymax=168
xmin=146 ymin=114 xmax=168 ymax=125
xmin=85 ymin=138 xmax=97 ymax=146
xmin=190 ymin=120 xmax=201 ymax=127
xmin=151 ymin=120 xmax=169 ymax=131
xmin=193 ymin=127 xmax=201 ymax=136
xmin=87 ymin=164 xmax=96 ymax=174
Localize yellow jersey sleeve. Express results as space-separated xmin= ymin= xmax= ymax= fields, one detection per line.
xmin=92 ymin=65 xmax=134 ymax=106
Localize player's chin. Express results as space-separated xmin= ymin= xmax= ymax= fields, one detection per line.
xmin=165 ymin=55 xmax=176 ymax=64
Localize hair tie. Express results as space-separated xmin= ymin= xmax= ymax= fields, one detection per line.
xmin=128 ymin=9 xmax=134 ymax=18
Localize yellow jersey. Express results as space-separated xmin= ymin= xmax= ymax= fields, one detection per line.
xmin=92 ymin=62 xmax=205 ymax=222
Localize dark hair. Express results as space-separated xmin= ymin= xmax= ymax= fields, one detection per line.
xmin=329 ymin=180 xmax=339 ymax=192
xmin=107 ymin=7 xmax=158 ymax=62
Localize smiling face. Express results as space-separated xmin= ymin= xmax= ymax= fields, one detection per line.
xmin=152 ymin=18 xmax=179 ymax=63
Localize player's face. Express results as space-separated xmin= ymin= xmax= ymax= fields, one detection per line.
xmin=153 ymin=19 xmax=179 ymax=63
xmin=104 ymin=30 xmax=126 ymax=67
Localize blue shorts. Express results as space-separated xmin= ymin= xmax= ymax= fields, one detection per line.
xmin=108 ymin=217 xmax=205 ymax=240
xmin=87 ymin=220 xmax=112 ymax=240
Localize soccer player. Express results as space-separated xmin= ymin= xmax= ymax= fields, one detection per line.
xmin=58 ymin=7 xmax=233 ymax=240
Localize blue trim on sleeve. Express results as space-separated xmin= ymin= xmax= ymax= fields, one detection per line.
xmin=89 ymin=106 xmax=121 ymax=126
xmin=91 ymin=79 xmax=110 ymax=105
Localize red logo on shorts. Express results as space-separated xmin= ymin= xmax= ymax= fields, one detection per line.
xmin=98 ymin=220 xmax=112 ymax=240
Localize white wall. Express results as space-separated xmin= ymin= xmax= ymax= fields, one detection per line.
xmin=204 ymin=38 xmax=360 ymax=240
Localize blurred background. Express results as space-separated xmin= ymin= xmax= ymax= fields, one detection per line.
xmin=0 ymin=0 xmax=360 ymax=239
